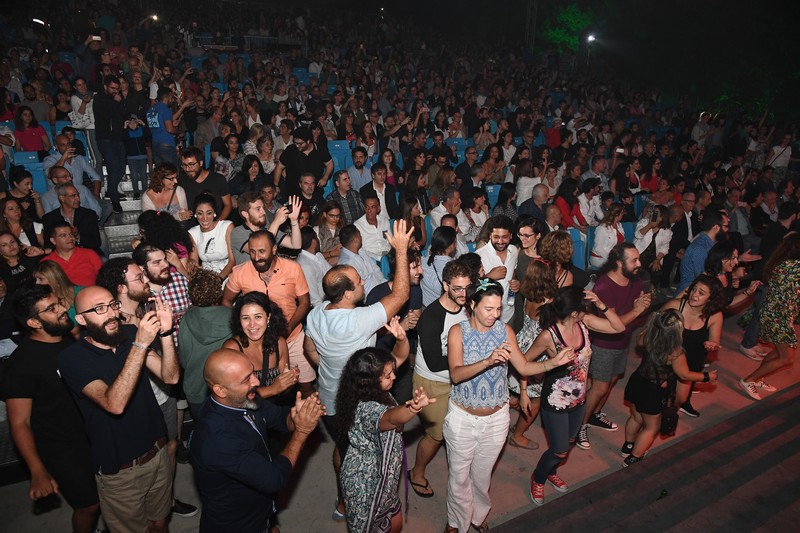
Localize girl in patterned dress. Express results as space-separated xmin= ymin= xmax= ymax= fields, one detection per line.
xmin=740 ymin=232 xmax=800 ymax=400
xmin=525 ymin=285 xmax=625 ymax=505
xmin=336 ymin=319 xmax=432 ymax=533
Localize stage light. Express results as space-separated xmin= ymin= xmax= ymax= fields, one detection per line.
xmin=587 ymin=34 xmax=596 ymax=43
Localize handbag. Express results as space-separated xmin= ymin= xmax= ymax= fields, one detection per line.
xmin=654 ymin=363 xmax=679 ymax=436
xmin=68 ymin=110 xmax=91 ymax=130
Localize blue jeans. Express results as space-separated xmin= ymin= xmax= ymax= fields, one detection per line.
xmin=152 ymin=143 xmax=177 ymax=166
xmin=97 ymin=139 xmax=125 ymax=203
xmin=127 ymin=157 xmax=148 ymax=195
xmin=741 ymin=285 xmax=765 ymax=349
xmin=533 ymin=403 xmax=586 ymax=484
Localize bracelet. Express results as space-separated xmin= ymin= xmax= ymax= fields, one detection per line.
xmin=597 ymin=305 xmax=609 ymax=313
xmin=543 ymin=360 xmax=549 ymax=372
xmin=408 ymin=404 xmax=421 ymax=414
xmin=159 ymin=328 xmax=175 ymax=338
xmin=132 ymin=341 xmax=148 ymax=351
xmin=702 ymin=372 xmax=710 ymax=383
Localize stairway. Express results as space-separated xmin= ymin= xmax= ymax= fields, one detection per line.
xmin=102 ymin=175 xmax=143 ymax=259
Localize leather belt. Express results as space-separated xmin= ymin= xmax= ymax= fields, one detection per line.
xmin=118 ymin=436 xmax=167 ymax=470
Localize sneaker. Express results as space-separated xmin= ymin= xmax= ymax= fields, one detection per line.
xmin=620 ymin=441 xmax=634 ymax=457
xmin=738 ymin=344 xmax=766 ymax=361
xmin=171 ymin=499 xmax=198 ymax=518
xmin=530 ymin=478 xmax=545 ymax=505
xmin=547 ymin=474 xmax=569 ymax=493
xmin=112 ymin=202 xmax=123 ymax=213
xmin=622 ymin=455 xmax=643 ymax=467
xmin=755 ymin=380 xmax=777 ymax=392
xmin=738 ymin=378 xmax=762 ymax=401
xmin=575 ymin=424 xmax=591 ymax=450
xmin=680 ymin=402 xmax=700 ymax=417
xmin=588 ymin=412 xmax=618 ymax=431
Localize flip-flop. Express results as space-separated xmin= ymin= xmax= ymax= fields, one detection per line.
xmin=508 ymin=433 xmax=539 ymax=450
xmin=408 ymin=471 xmax=435 ymax=498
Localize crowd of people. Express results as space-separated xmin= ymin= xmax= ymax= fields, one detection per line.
xmin=0 ymin=3 xmax=799 ymax=533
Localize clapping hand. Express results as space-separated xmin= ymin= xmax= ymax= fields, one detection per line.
xmin=291 ymin=391 xmax=324 ymax=434
xmin=405 ymin=387 xmax=435 ymax=412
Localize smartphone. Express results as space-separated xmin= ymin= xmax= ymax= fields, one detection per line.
xmin=650 ymin=210 xmax=659 ymax=223
xmin=91 ymin=35 xmax=101 ymax=41
xmin=583 ymin=299 xmax=597 ymax=315
xmin=615 ymin=147 xmax=625 ymax=154
xmin=144 ymin=300 xmax=156 ymax=314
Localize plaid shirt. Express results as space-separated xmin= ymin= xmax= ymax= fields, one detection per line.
xmin=152 ymin=271 xmax=190 ymax=347
xmin=327 ymin=189 xmax=364 ymax=225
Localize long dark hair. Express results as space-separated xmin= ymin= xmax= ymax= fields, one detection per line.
xmin=137 ymin=210 xmax=194 ymax=254
xmin=538 ymin=285 xmax=585 ymax=329
xmin=230 ymin=291 xmax=288 ymax=357
xmin=683 ymin=273 xmax=726 ymax=319
xmin=763 ymin=231 xmax=800 ymax=283
xmin=555 ymin=178 xmax=579 ymax=208
xmin=704 ymin=241 xmax=737 ymax=277
xmin=427 ymin=226 xmax=456 ymax=265
xmin=335 ymin=347 xmax=396 ymax=441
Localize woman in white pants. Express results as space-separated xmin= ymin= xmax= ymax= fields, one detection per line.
xmin=443 ymin=279 xmax=574 ymax=533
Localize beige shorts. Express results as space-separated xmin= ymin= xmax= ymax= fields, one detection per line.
xmin=95 ymin=445 xmax=173 ymax=531
xmin=289 ymin=330 xmax=316 ymax=383
xmin=412 ymin=373 xmax=451 ymax=441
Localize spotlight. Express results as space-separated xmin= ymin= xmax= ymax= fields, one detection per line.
xmin=587 ymin=34 xmax=596 ymax=43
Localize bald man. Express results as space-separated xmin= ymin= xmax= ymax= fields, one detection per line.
xmin=190 ymin=350 xmax=323 ymax=533
xmin=58 ymin=286 xmax=180 ymax=533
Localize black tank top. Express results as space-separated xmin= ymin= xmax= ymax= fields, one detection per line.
xmin=679 ymin=299 xmax=710 ymax=370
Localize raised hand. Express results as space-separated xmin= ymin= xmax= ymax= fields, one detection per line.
xmin=153 ymin=295 xmax=173 ymax=334
xmin=384 ymin=316 xmax=407 ymax=342
xmin=386 ymin=219 xmax=413 ymax=251
xmin=286 ymin=195 xmax=302 ymax=223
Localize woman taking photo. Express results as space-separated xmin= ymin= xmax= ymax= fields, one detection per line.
xmin=589 ymin=203 xmax=625 ymax=269
xmin=421 ymin=226 xmax=457 ymax=306
xmin=444 ymin=280 xmax=576 ymax=532
xmin=525 ymin=285 xmax=624 ymax=505
xmin=633 ymin=204 xmax=672 ymax=288
xmin=0 ymin=197 xmax=45 ymax=254
xmin=337 ymin=328 xmax=431 ymax=533
xmin=3 ymin=167 xmax=44 ymax=221
xmin=222 ymin=291 xmax=299 ymax=399
xmin=188 ymin=194 xmax=235 ymax=279
xmin=622 ymin=310 xmax=718 ymax=466
xmin=739 ymin=232 xmax=800 ymax=399
xmin=660 ymin=274 xmax=725 ymax=418
xmin=314 ymin=200 xmax=344 ymax=265
xmin=141 ymin=162 xmax=190 ymax=221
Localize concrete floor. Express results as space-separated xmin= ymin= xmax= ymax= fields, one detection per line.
xmin=0 ymin=315 xmax=796 ymax=533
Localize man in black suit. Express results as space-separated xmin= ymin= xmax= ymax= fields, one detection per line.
xmin=42 ymin=184 xmax=103 ymax=256
xmin=359 ymin=162 xmax=401 ymax=220
xmin=660 ymin=191 xmax=700 ymax=288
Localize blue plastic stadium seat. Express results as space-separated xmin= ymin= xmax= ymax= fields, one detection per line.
xmin=328 ymin=140 xmax=350 ymax=151
xmin=379 ymin=255 xmax=391 ymax=278
xmin=14 ymin=152 xmax=39 ymax=165
xmin=568 ymin=228 xmax=587 ymax=270
xmin=27 ymin=163 xmax=48 ymax=195
xmin=634 ymin=193 xmax=650 ymax=218
xmin=204 ymin=145 xmax=211 ymax=168
xmin=425 ymin=215 xmax=433 ymax=249
xmin=54 ymin=120 xmax=72 ymax=134
xmin=586 ymin=226 xmax=598 ymax=271
xmin=0 ymin=120 xmax=15 ymax=132
xmin=446 ymin=138 xmax=466 ymax=151
xmin=485 ymin=184 xmax=501 ymax=209
xmin=622 ymin=221 xmax=636 ymax=243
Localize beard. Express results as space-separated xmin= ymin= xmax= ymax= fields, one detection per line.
xmin=40 ymin=313 xmax=75 ymax=337
xmin=252 ymin=256 xmax=274 ymax=273
xmin=128 ymin=287 xmax=151 ymax=303
xmin=622 ymin=264 xmax=641 ymax=279
xmin=85 ymin=317 xmax=128 ymax=347
xmin=491 ymin=241 xmax=509 ymax=252
xmin=147 ymin=266 xmax=171 ymax=285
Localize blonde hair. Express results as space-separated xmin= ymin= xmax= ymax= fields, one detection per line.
xmin=34 ymin=260 xmax=76 ymax=304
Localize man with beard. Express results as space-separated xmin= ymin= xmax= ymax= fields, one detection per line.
xmin=58 ymin=286 xmax=179 ymax=533
xmin=346 ymin=146 xmax=371 ymax=191
xmin=95 ymin=258 xmax=198 ymax=518
xmin=231 ymin=193 xmax=302 ymax=265
xmin=304 ymin=220 xmax=413 ymax=521
xmin=3 ymin=285 xmax=100 ymax=533
xmin=675 ymin=210 xmax=727 ymax=295
xmin=476 ymin=215 xmax=519 ymax=324
xmin=365 ymin=247 xmax=424 ymax=403
xmin=134 ymin=244 xmax=191 ymax=348
xmin=575 ymin=243 xmax=652 ymax=451
xmin=190 ymin=349 xmax=324 ymax=533
xmin=407 ymin=260 xmax=472 ymax=498
xmin=273 ymin=126 xmax=333 ymax=198
xmin=222 ymin=230 xmax=313 ymax=396
xmin=178 ymin=146 xmax=232 ymax=222
xmin=41 ymin=221 xmax=103 ymax=287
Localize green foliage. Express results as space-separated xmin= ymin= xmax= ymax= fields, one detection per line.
xmin=541 ymin=3 xmax=594 ymax=52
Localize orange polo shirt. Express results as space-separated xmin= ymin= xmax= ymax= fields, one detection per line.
xmin=226 ymin=257 xmax=310 ymax=340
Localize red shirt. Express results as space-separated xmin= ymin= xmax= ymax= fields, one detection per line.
xmin=42 ymin=247 xmax=103 ymax=286
xmin=555 ymin=196 xmax=575 ymax=228
xmin=14 ymin=126 xmax=48 ymax=152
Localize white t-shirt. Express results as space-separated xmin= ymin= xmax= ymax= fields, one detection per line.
xmin=476 ymin=244 xmax=519 ymax=324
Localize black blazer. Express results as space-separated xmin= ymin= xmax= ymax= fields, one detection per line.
xmin=669 ymin=211 xmax=700 ymax=255
xmin=43 ymin=207 xmax=103 ymax=256
xmin=360 ymin=182 xmax=401 ymax=220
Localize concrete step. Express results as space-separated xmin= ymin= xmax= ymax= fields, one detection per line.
xmin=109 ymin=235 xmax=134 ymax=255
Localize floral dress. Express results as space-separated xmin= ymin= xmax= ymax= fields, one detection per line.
xmin=540 ymin=321 xmax=592 ymax=412
xmin=341 ymin=400 xmax=403 ymax=533
xmin=759 ymin=259 xmax=800 ymax=347
xmin=509 ymin=314 xmax=548 ymax=398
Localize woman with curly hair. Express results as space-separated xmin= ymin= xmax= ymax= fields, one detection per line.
xmin=444 ymin=281 xmax=578 ymax=530
xmin=188 ymin=194 xmax=235 ymax=279
xmin=134 ymin=209 xmax=195 ymax=278
xmin=222 ymin=291 xmax=299 ymax=399
xmin=538 ymin=230 xmax=574 ymax=288
xmin=525 ymin=285 xmax=624 ymax=506
xmin=621 ymin=310 xmax=719 ymax=466
xmin=0 ymin=197 xmax=45 ymax=254
xmin=739 ymin=232 xmax=800 ymax=400
xmin=337 ymin=320 xmax=431 ymax=533
xmin=314 ymin=200 xmax=344 ymax=265
xmin=141 ymin=162 xmax=190 ymax=222
xmin=660 ymin=273 xmax=725 ymax=417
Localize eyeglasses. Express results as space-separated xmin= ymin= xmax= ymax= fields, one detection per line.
xmin=449 ymin=286 xmax=469 ymax=293
xmin=517 ymin=232 xmax=536 ymax=239
xmin=327 ymin=213 xmax=341 ymax=219
xmin=79 ymin=300 xmax=122 ymax=315
xmin=33 ymin=298 xmax=67 ymax=317
xmin=126 ymin=273 xmax=145 ymax=283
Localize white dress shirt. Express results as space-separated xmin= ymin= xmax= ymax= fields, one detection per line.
xmin=296 ymin=249 xmax=331 ymax=308
xmin=353 ymin=215 xmax=391 ymax=261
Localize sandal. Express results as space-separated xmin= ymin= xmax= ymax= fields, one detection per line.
xmin=332 ymin=500 xmax=346 ymax=522
xmin=508 ymin=433 xmax=539 ymax=450
xmin=408 ymin=470 xmax=435 ymax=498
xmin=472 ymin=519 xmax=489 ymax=532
